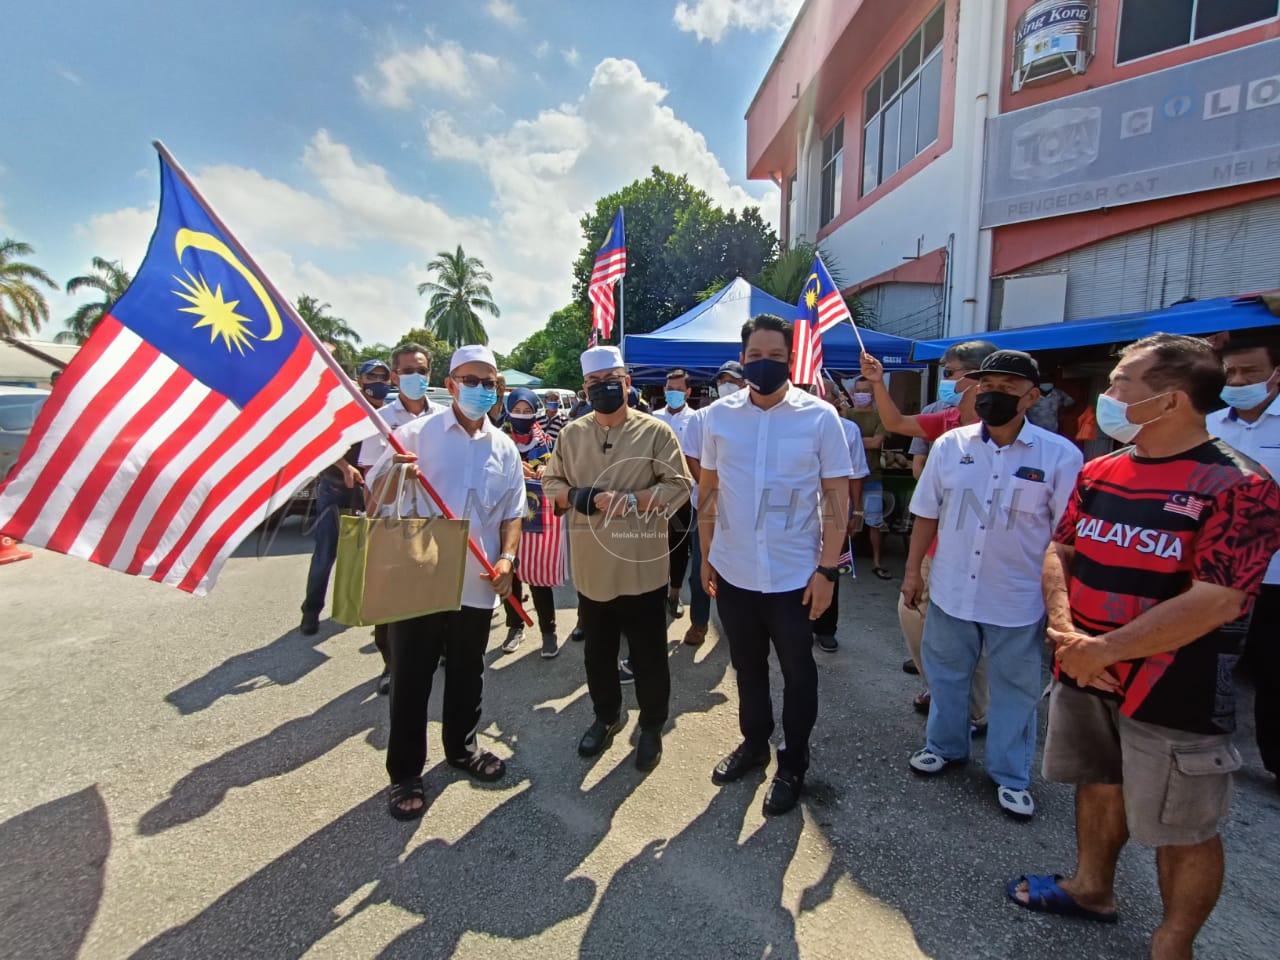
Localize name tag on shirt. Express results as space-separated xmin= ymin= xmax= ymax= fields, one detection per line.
xmin=1015 ymin=466 xmax=1046 ymax=482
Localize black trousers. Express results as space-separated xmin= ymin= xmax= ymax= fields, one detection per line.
xmin=668 ymin=501 xmax=693 ymax=593
xmin=811 ymin=578 xmax=840 ymax=638
xmin=1248 ymin=583 xmax=1279 ymax=774
xmin=716 ymin=577 xmax=818 ymax=776
xmin=504 ymin=575 xmax=556 ymax=633
xmin=373 ymin=623 xmax=389 ymax=667
xmin=578 ymin=587 xmax=670 ymax=730
xmin=386 ymin=605 xmax=492 ymax=784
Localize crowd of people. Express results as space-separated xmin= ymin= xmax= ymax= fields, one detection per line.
xmin=295 ymin=318 xmax=1279 ymax=960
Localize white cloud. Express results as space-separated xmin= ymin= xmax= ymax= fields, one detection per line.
xmin=534 ymin=40 xmax=550 ymax=59
xmin=53 ymin=62 xmax=84 ymax=86
xmin=562 ymin=46 xmax=581 ymax=66
xmin=672 ymin=0 xmax=802 ymax=43
xmin=356 ymin=37 xmax=500 ymax=107
xmin=485 ymin=0 xmax=522 ymax=27
xmin=70 ymin=59 xmax=773 ymax=352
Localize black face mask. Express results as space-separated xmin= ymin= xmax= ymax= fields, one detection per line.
xmin=509 ymin=414 xmax=536 ymax=435
xmin=587 ymin=380 xmax=625 ymax=414
xmin=362 ymin=381 xmax=390 ymax=402
xmin=742 ymin=358 xmax=789 ymax=395
xmin=974 ymin=391 xmax=1023 ymax=428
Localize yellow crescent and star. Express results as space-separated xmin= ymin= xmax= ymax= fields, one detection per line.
xmin=802 ymin=272 xmax=821 ymax=313
xmin=170 ymin=228 xmax=283 ymax=354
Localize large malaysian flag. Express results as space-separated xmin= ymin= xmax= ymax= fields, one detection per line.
xmin=588 ymin=207 xmax=626 ymax=341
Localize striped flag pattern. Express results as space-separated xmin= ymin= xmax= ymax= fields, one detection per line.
xmin=588 ymin=208 xmax=626 ymax=341
xmin=793 ymin=254 xmax=855 ymax=386
xmin=518 ymin=480 xmax=565 ymax=587
xmin=0 ymin=149 xmax=377 ymax=595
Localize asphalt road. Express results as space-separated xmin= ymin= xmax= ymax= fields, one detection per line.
xmin=1 ymin=523 xmax=1277 ymax=959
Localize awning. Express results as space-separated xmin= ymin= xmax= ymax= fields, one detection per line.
xmin=499 ymin=368 xmax=543 ymax=387
xmin=624 ymin=277 xmax=919 ymax=383
xmin=911 ymin=296 xmax=1278 ymax=361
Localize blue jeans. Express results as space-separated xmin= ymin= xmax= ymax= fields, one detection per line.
xmin=921 ymin=601 xmax=1044 ymax=790
xmin=687 ymin=509 xmax=711 ymax=628
xmin=302 ymin=477 xmax=352 ymax=615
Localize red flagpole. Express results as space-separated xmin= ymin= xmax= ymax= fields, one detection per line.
xmin=153 ymin=140 xmax=532 ymax=625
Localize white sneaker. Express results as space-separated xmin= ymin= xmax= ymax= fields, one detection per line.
xmin=501 ymin=627 xmax=523 ymax=653
xmin=908 ymin=748 xmax=952 ymax=775
xmin=997 ymin=786 xmax=1035 ymax=819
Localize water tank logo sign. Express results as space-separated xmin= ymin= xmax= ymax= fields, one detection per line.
xmin=1010 ymin=107 xmax=1102 ymax=182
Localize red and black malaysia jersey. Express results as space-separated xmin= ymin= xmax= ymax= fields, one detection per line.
xmin=1052 ymin=439 xmax=1280 ymax=734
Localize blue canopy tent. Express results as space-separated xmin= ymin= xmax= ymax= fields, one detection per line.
xmin=911 ymin=296 xmax=1279 ymax=361
xmin=623 ymin=278 xmax=919 ymax=383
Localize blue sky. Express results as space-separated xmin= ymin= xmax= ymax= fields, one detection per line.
xmin=3 ymin=0 xmax=799 ymax=351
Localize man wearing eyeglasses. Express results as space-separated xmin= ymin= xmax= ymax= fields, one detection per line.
xmin=357 ymin=342 xmax=443 ymax=472
xmin=366 ymin=345 xmax=526 ymax=820
xmin=542 ymin=345 xmax=692 ymax=772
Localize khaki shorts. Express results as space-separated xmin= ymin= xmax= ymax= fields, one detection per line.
xmin=1042 ymin=681 xmax=1242 ymax=847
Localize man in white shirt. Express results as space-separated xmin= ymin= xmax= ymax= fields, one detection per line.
xmin=810 ymin=379 xmax=870 ymax=653
xmin=681 ymin=361 xmax=748 ymax=647
xmin=699 ymin=314 xmax=852 ymax=816
xmin=366 ymin=345 xmax=526 ymax=821
xmin=654 ymin=368 xmax=698 ymax=619
xmin=903 ymin=350 xmax=1083 ymax=819
xmin=358 ymin=342 xmax=443 ymax=472
xmin=1207 ymin=334 xmax=1280 ymax=782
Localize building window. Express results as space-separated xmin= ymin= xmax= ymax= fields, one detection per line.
xmin=819 ymin=121 xmax=843 ymax=227
xmin=862 ymin=5 xmax=945 ymax=196
xmin=787 ymin=173 xmax=798 ymax=245
xmin=1117 ymin=0 xmax=1278 ymax=63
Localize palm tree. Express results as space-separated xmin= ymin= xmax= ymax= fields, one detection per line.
xmin=59 ymin=256 xmax=133 ymax=344
xmin=0 ymin=239 xmax=57 ymax=338
xmin=754 ymin=241 xmax=875 ymax=327
xmin=417 ymin=245 xmax=498 ymax=348
xmin=295 ymin=295 xmax=362 ymax=366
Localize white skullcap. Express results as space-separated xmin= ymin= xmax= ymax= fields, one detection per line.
xmin=580 ymin=345 xmax=625 ymax=377
xmin=449 ymin=344 xmax=498 ymax=372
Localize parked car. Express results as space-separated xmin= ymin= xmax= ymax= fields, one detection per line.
xmin=0 ymin=386 xmax=49 ymax=480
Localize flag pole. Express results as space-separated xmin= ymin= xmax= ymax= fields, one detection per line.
xmin=152 ymin=141 xmax=533 ymax=625
xmin=616 ymin=206 xmax=626 ymax=359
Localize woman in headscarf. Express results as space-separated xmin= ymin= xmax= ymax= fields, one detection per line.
xmin=499 ymin=387 xmax=566 ymax=659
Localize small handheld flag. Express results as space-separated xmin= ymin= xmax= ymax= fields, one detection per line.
xmin=588 ymin=207 xmax=626 ymax=341
xmin=793 ymin=253 xmax=865 ymax=385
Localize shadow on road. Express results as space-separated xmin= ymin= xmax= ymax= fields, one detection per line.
xmin=0 ymin=785 xmax=110 ymax=960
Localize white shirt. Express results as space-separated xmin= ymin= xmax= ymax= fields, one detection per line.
xmin=368 ymin=406 xmax=526 ymax=610
xmin=357 ymin=395 xmax=442 ymax=467
xmin=701 ymin=386 xmax=854 ymax=593
xmin=1208 ymin=393 xmax=1280 ymax=584
xmin=653 ymin=402 xmax=698 ymax=451
xmin=683 ymin=406 xmax=709 ymax=511
xmin=911 ymin=419 xmax=1083 ymax=627
xmin=841 ymin=419 xmax=872 ymax=480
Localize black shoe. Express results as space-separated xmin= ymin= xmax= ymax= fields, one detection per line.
xmin=578 ymin=716 xmax=625 ymax=757
xmin=970 ymin=720 xmax=988 ymax=739
xmin=902 ymin=658 xmax=919 ymax=675
xmin=377 ymin=671 xmax=390 ymax=696
xmin=636 ymin=727 xmax=663 ymax=771
xmin=667 ymin=593 xmax=684 ymax=619
xmin=619 ymin=658 xmax=635 ymax=684
xmin=712 ymin=742 xmax=771 ymax=785
xmin=569 ymin=626 xmax=586 ymax=643
xmin=763 ymin=770 xmax=804 ymax=816
xmin=816 ymin=634 xmax=838 ymax=653
xmin=300 ymin=611 xmax=320 ymax=636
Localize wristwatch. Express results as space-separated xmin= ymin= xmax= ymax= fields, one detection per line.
xmin=815 ymin=565 xmax=839 ymax=582
xmin=499 ymin=552 xmax=517 ymax=564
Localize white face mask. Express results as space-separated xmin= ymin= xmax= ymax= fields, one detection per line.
xmin=1095 ymin=392 xmax=1171 ymax=444
xmin=717 ymin=382 xmax=743 ymax=399
xmin=851 ymin=393 xmax=872 ymax=408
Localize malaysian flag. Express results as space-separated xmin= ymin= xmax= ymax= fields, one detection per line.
xmin=1164 ymin=493 xmax=1207 ymax=520
xmin=588 ymin=207 xmax=626 ymax=341
xmin=792 ymin=254 xmax=858 ymax=386
xmin=0 ymin=146 xmax=378 ymax=595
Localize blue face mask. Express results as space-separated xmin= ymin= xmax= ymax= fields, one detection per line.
xmin=1220 ymin=377 xmax=1275 ymax=411
xmin=397 ymin=373 xmax=428 ymax=401
xmin=1096 ymin=391 xmax=1170 ymax=444
xmin=936 ymin=379 xmax=960 ymax=407
xmin=363 ymin=381 xmax=390 ymax=402
xmin=664 ymin=389 xmax=686 ymax=410
xmin=456 ymin=384 xmax=498 ymax=420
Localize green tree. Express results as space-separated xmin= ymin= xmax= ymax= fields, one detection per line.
xmin=295 ymin=294 xmax=362 ymax=366
xmin=391 ymin=328 xmax=453 ymax=386
xmin=498 ymin=303 xmax=592 ymax=389
xmin=417 ymin=245 xmax=499 ymax=348
xmin=0 ymin=239 xmax=57 ymax=338
xmin=58 ymin=256 xmax=132 ymax=344
xmin=572 ymin=168 xmax=777 ymax=338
